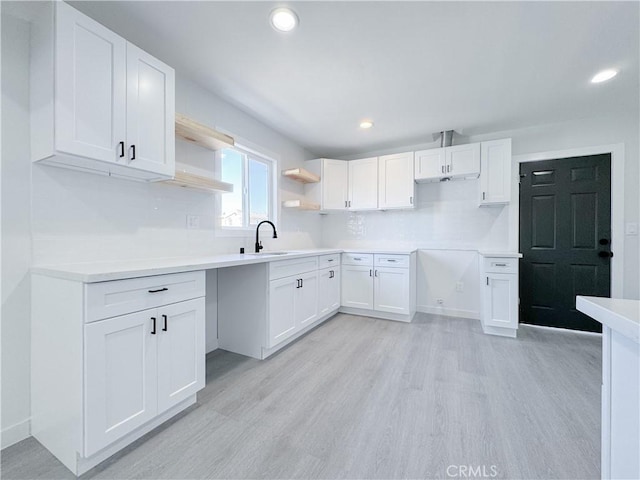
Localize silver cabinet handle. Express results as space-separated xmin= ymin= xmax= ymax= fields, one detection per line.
xmin=353 ymin=257 xmax=362 ymax=261
xmin=387 ymin=259 xmax=397 ymax=262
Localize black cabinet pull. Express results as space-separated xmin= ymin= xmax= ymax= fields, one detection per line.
xmin=162 ymin=314 xmax=168 ymax=332
xmin=131 ymin=144 xmax=136 ymax=160
xmin=118 ymin=141 xmax=125 ymax=158
xmin=374 ymin=270 xmax=378 ymax=277
xmin=151 ymin=317 xmax=156 ymax=335
xmin=369 ymin=269 xmax=372 ymax=277
xmin=599 ymin=238 xmax=610 ymax=245
xmin=148 ymin=287 xmax=168 ymax=293
xmin=296 ymin=279 xmax=301 ymax=288
xmin=300 ymin=278 xmax=304 ymax=288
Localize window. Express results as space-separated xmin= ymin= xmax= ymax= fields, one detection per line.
xmin=219 ymin=147 xmax=275 ymax=230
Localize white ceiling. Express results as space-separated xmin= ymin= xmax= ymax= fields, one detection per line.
xmin=62 ymin=2 xmax=640 ymax=157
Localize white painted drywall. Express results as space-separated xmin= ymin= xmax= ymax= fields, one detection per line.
xmin=1 ymin=13 xmax=32 ymax=449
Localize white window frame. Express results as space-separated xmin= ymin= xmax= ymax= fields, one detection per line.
xmin=215 ymin=143 xmax=278 ymax=236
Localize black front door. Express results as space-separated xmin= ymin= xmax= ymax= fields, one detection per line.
xmin=519 ymin=154 xmax=612 ymax=332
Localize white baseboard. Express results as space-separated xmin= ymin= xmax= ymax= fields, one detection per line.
xmin=417 ymin=305 xmax=480 ymax=320
xmin=1 ymin=418 xmax=30 ymax=450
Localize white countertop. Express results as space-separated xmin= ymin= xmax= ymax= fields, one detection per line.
xmin=577 ymin=296 xmax=640 ymax=343
xmin=478 ymin=251 xmax=523 ymax=258
xmin=32 ymin=249 xmax=343 ymax=283
xmin=31 ymin=248 xmax=417 ymax=283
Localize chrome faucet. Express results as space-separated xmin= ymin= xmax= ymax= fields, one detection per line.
xmin=255 ymin=220 xmax=278 ymax=253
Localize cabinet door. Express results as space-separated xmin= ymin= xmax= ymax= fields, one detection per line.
xmin=328 ymin=268 xmax=341 ymax=311
xmin=341 ymin=265 xmax=374 ymax=310
xmin=126 ymin=43 xmax=175 ymax=177
xmin=414 ymin=148 xmax=445 ymax=181
xmin=322 ymin=159 xmax=349 ymax=210
xmin=480 ymin=139 xmax=512 ymax=205
xmin=374 ymin=267 xmax=410 ymax=314
xmin=268 ymin=277 xmax=297 ymax=347
xmin=55 ymin=1 xmax=127 ymax=163
xmin=348 ymin=157 xmax=378 ymax=210
xmin=296 ymin=271 xmax=319 ymax=328
xmin=446 ymin=143 xmax=480 ymax=178
xmin=157 ymin=298 xmax=205 ymax=414
xmin=482 ymin=273 xmax=518 ymax=329
xmin=378 ymin=152 xmax=415 ymax=209
xmin=84 ymin=310 xmax=158 ymax=456
xmin=318 ymin=268 xmax=332 ymax=316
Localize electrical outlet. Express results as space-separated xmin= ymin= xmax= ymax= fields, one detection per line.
xmin=436 ymin=298 xmax=444 ymax=305
xmin=456 ymin=282 xmax=464 ymax=293
xmin=186 ymin=215 xmax=200 ymax=230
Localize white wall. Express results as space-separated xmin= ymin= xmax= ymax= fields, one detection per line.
xmin=322 ymin=110 xmax=640 ymax=313
xmin=1 ymin=13 xmax=32 ymax=449
xmin=31 ymin=75 xmax=322 ymax=266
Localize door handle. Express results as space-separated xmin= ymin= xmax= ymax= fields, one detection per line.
xmin=598 ymin=251 xmax=614 ymax=258
xmin=151 ymin=317 xmax=156 ymax=335
xmin=162 ymin=314 xmax=168 ymax=332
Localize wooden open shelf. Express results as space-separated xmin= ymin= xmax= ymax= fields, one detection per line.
xmin=282 ymin=199 xmax=321 ymax=211
xmin=175 ymin=113 xmax=234 ymax=151
xmin=281 ymin=168 xmax=320 ymax=184
xmin=163 ymin=169 xmax=233 ymax=194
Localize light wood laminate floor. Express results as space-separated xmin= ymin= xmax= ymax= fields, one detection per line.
xmin=1 ymin=313 xmax=601 ymax=479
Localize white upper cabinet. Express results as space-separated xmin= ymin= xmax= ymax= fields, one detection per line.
xmin=446 ymin=143 xmax=480 ymax=179
xmin=323 ymin=159 xmax=349 ymax=210
xmin=414 ymin=148 xmax=446 ymax=182
xmin=126 ymin=43 xmax=175 ymax=178
xmin=31 ymin=2 xmax=175 ymax=181
xmin=479 ymin=138 xmax=512 ymax=205
xmin=378 ymin=152 xmax=415 ymax=209
xmin=348 ymin=157 xmax=378 ymax=210
xmin=54 ymin=2 xmax=127 ymax=164
xmin=304 ymin=158 xmax=349 ymax=210
xmin=415 ymin=143 xmax=480 ymax=182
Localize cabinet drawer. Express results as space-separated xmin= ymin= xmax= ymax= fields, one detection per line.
xmin=269 ymin=256 xmax=319 ymax=281
xmin=374 ymin=254 xmax=409 ymax=268
xmin=86 ymin=271 xmax=205 ymax=322
xmin=483 ymin=257 xmax=518 ymax=274
xmin=318 ymin=254 xmax=340 ymax=269
xmin=342 ymin=253 xmax=374 ymax=266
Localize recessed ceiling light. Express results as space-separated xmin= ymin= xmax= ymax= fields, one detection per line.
xmin=359 ymin=120 xmax=374 ymax=129
xmin=591 ymin=69 xmax=618 ymax=84
xmin=270 ymin=8 xmax=298 ymax=32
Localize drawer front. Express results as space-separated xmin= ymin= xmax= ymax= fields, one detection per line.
xmin=342 ymin=253 xmax=374 ymax=266
xmin=318 ymin=254 xmax=341 ymax=269
xmin=269 ymin=256 xmax=319 ymax=281
xmin=86 ymin=271 xmax=205 ymax=322
xmin=374 ymin=254 xmax=409 ymax=268
xmin=483 ymin=257 xmax=518 ymax=274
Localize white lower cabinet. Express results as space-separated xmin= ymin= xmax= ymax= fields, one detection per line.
xmin=341 ymin=264 xmax=374 ymax=310
xmin=479 ymin=254 xmax=520 ymax=337
xmin=341 ymin=253 xmax=416 ymax=322
xmin=374 ymin=267 xmax=410 ymax=315
xmin=268 ymin=271 xmax=318 ymax=348
xmin=31 ymin=271 xmax=206 ymax=475
xmin=219 ymin=254 xmax=341 ymax=359
xmin=318 ymin=267 xmax=341 ymax=316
